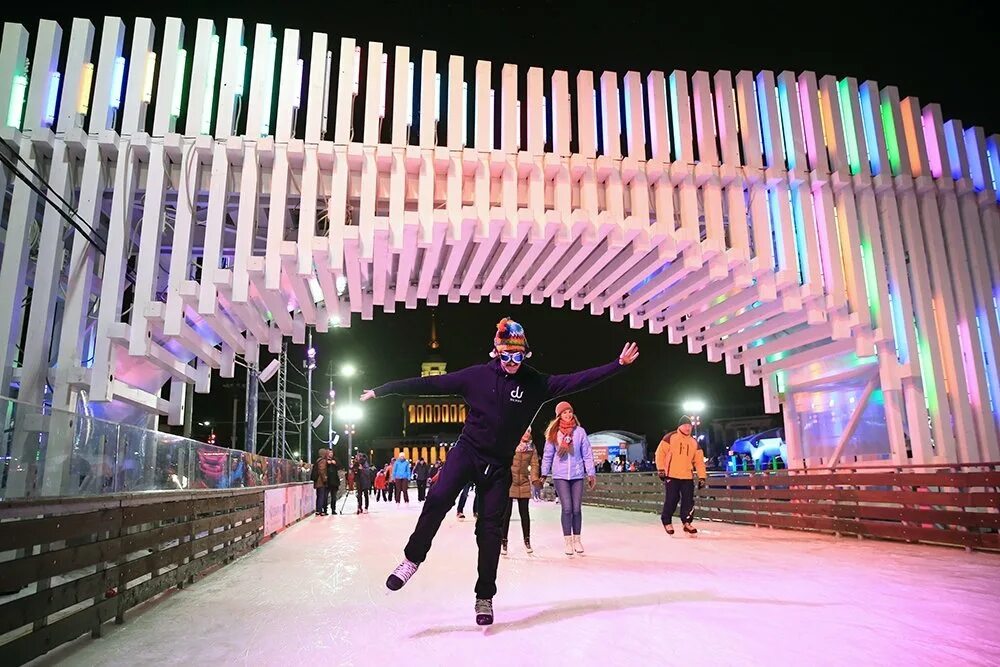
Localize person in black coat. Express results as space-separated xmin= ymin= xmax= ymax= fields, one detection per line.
xmin=362 ymin=317 xmax=638 ymax=626
xmin=353 ymin=454 xmax=374 ymax=514
xmin=326 ymin=453 xmax=341 ymax=515
xmin=413 ymin=458 xmax=431 ymax=501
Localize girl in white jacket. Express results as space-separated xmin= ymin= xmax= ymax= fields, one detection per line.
xmin=540 ymin=401 xmax=596 ymax=555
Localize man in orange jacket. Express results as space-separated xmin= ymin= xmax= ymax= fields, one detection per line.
xmin=655 ymin=416 xmax=707 ymax=535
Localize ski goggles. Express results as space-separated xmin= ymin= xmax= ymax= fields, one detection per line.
xmin=499 ymin=351 xmax=525 ymax=364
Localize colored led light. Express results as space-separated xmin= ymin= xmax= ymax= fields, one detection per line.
xmin=78 ymin=63 xmax=94 ymax=115
xmin=542 ymin=94 xmax=547 ymax=144
xmin=669 ymin=72 xmax=682 ymax=162
xmin=836 ymin=79 xmax=861 ymax=175
xmin=170 ymin=50 xmax=186 ymax=118
xmin=379 ymin=53 xmax=388 ymax=118
xmin=880 ymin=98 xmax=901 ymax=176
xmin=406 ymin=62 xmax=414 ymax=126
xmin=353 ymin=46 xmax=361 ymax=97
xmin=592 ymin=89 xmax=599 ymax=150
xmin=963 ymin=128 xmax=987 ymax=192
xmin=858 ymin=84 xmax=882 ymax=175
xmin=515 ymin=100 xmax=521 ymax=146
xmin=788 ymin=189 xmax=809 ymax=286
xmin=859 ymin=239 xmax=881 ymax=327
xmin=110 ymin=56 xmax=126 ymax=109
xmin=7 ymin=74 xmax=28 ymax=129
xmin=234 ymin=45 xmax=247 ymax=96
xmin=142 ymin=52 xmax=157 ymax=104
xmin=776 ymin=79 xmax=796 ymax=170
xmin=766 ymin=189 xmax=783 ymax=271
xmin=489 ymin=88 xmax=495 ymax=148
xmin=44 ymin=71 xmax=60 ymax=126
xmin=462 ymin=81 xmax=468 ymax=146
xmin=755 ymin=74 xmax=775 ymax=167
xmin=943 ymin=121 xmax=963 ymax=180
xmin=434 ymin=72 xmax=441 ymax=122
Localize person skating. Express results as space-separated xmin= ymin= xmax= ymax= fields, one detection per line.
xmin=326 ymin=451 xmax=341 ymax=515
xmin=374 ymin=466 xmax=387 ymax=502
xmin=354 ymin=454 xmax=374 ymax=514
xmin=362 ymin=318 xmax=638 ymax=625
xmin=501 ymin=427 xmax=541 ymax=555
xmin=655 ymin=417 xmax=708 ymax=535
xmin=312 ymin=448 xmax=330 ymax=515
xmin=539 ymin=402 xmax=596 ymax=555
xmin=392 ymin=453 xmax=412 ymax=503
xmin=413 ymin=458 xmax=430 ymax=501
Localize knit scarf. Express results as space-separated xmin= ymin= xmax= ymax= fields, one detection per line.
xmin=557 ymin=421 xmax=575 ymax=456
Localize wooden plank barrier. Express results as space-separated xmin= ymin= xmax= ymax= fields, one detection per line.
xmin=0 ymin=486 xmax=289 ymax=665
xmin=586 ymin=468 xmax=1000 ymax=551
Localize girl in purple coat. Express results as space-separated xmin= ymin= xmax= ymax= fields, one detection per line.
xmin=540 ymin=401 xmax=596 ymax=556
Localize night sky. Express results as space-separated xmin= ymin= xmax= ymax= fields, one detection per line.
xmin=9 ymin=1 xmax=996 ymax=455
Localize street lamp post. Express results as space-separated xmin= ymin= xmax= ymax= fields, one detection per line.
xmin=681 ymin=399 xmax=706 ymax=438
xmin=305 ymin=331 xmax=316 ymax=464
xmin=337 ymin=404 xmax=363 ymax=461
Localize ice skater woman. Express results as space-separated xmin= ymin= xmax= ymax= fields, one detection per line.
xmin=501 ymin=427 xmax=541 ymax=556
xmin=540 ymin=401 xmax=596 ymax=555
xmin=360 ymin=318 xmax=638 ymax=625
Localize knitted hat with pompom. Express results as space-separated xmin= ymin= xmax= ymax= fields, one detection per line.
xmin=493 ymin=317 xmax=528 ymax=351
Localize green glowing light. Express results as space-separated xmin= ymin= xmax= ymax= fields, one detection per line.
xmin=880 ymin=98 xmax=901 ymax=175
xmin=859 ymin=240 xmax=881 ymax=326
xmin=837 ymin=79 xmax=861 ymax=175
xmin=914 ymin=327 xmax=938 ymax=414
xmin=6 ymin=74 xmax=28 ymax=129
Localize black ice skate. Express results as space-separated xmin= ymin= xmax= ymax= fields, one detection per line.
xmin=683 ymin=523 xmax=698 ymax=536
xmin=501 ymin=539 xmax=508 ymax=556
xmin=386 ymin=558 xmax=419 ymax=591
xmin=475 ymin=598 xmax=494 ymax=626
xmin=663 ymin=523 xmax=675 ymax=535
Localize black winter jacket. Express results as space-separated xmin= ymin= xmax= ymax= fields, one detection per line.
xmin=374 ymin=357 xmax=625 ymax=466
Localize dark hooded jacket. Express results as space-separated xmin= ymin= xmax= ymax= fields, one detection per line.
xmin=374 ymin=357 xmax=625 ymax=466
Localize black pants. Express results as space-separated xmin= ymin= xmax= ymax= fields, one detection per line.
xmin=457 ymin=483 xmax=472 ymax=513
xmin=404 ymin=445 xmax=511 ymax=599
xmin=502 ymin=497 xmax=531 ymax=542
xmin=416 ymin=480 xmax=427 ymax=501
xmin=357 ymin=488 xmax=370 ymax=511
xmin=661 ymin=477 xmax=695 ymax=524
xmin=395 ymin=479 xmax=409 ymax=503
xmin=315 ymin=487 xmax=328 ymax=514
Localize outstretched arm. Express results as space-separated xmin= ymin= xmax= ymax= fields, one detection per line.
xmin=545 ymin=342 xmax=639 ymax=398
xmin=362 ymin=366 xmax=473 ymax=400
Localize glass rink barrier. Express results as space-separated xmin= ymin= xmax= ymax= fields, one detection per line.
xmin=0 ymin=395 xmax=309 ymax=499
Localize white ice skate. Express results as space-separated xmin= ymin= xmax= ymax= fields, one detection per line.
xmin=563 ymin=536 xmax=574 ymax=555
xmin=386 ymin=558 xmax=419 ymax=591
xmin=572 ymin=535 xmax=585 ymax=554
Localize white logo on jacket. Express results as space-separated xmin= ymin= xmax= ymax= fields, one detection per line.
xmin=510 ymin=386 xmax=524 ymax=403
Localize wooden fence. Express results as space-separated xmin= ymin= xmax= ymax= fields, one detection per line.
xmin=587 ymin=467 xmax=1000 ymax=551
xmin=0 ymin=485 xmax=307 ymax=665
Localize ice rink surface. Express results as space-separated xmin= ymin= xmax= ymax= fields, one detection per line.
xmin=32 ymin=493 xmax=1000 ymax=666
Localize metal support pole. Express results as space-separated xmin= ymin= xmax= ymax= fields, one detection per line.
xmin=245 ymin=362 xmax=258 ymax=454
xmin=306 ymin=329 xmax=313 ymax=464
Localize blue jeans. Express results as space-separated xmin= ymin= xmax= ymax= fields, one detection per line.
xmin=553 ymin=478 xmax=584 ymax=536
